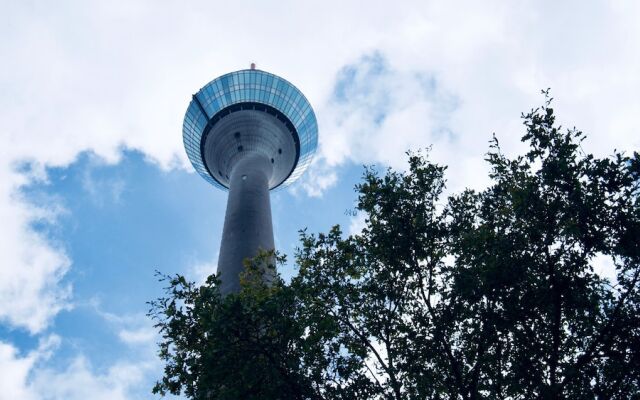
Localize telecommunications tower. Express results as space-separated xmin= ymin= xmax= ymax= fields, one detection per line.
xmin=182 ymin=65 xmax=318 ymax=294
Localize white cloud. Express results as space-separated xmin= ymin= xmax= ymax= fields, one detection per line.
xmin=303 ymin=0 xmax=640 ymax=195
xmin=30 ymin=357 xmax=151 ymax=400
xmin=118 ymin=327 xmax=157 ymax=346
xmin=80 ymin=155 xmax=126 ymax=207
xmin=188 ymin=259 xmax=218 ymax=286
xmin=0 ymin=341 xmax=39 ymax=400
xmin=0 ymin=164 xmax=71 ymax=333
xmin=0 ymin=338 xmax=155 ymax=400
xmin=348 ymin=212 xmax=368 ymax=236
xmin=294 ymin=161 xmax=338 ymax=198
xmin=91 ymin=306 xmax=159 ymax=349
xmin=0 ymin=310 xmax=168 ymax=400
xmin=592 ymin=253 xmax=619 ymax=287
xmin=0 ymin=335 xmax=59 ymax=400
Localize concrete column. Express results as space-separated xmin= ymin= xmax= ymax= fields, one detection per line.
xmin=217 ymin=153 xmax=275 ymax=294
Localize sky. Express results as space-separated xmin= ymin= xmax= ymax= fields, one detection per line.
xmin=0 ymin=1 xmax=638 ymax=398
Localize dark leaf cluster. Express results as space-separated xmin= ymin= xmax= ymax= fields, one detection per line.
xmin=150 ymin=96 xmax=640 ymax=399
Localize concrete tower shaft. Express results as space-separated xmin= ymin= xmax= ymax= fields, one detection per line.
xmin=217 ymin=153 xmax=274 ymax=294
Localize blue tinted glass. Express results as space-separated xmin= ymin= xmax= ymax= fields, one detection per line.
xmin=183 ymin=70 xmax=317 ymax=190
xmin=285 ymin=84 xmax=294 ymax=97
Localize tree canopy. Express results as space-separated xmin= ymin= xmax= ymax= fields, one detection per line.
xmin=150 ymin=95 xmax=640 ymax=399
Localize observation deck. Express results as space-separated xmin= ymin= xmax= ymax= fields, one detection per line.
xmin=182 ymin=69 xmax=318 ymax=191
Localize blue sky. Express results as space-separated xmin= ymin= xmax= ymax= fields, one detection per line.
xmin=5 ymin=150 xmax=363 ymax=399
xmin=1 ymin=1 xmax=639 ymax=398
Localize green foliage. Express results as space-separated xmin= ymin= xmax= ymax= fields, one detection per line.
xmin=151 ymin=95 xmax=640 ymax=399
xmin=149 ymin=253 xmax=320 ymax=400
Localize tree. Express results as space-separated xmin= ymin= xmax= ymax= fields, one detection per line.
xmin=149 ymin=253 xmax=322 ymax=400
xmin=150 ymin=94 xmax=640 ymax=399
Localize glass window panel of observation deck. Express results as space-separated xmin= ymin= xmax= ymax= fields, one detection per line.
xmin=221 ymin=89 xmax=231 ymax=105
xmin=280 ymin=95 xmax=292 ymax=110
xmin=186 ymin=149 xmax=199 ymax=164
xmin=220 ymin=75 xmax=230 ymax=89
xmin=200 ymin=86 xmax=210 ymax=102
xmin=184 ymin=135 xmax=197 ymax=147
xmin=303 ymin=113 xmax=314 ymax=126
xmin=186 ymin=105 xmax=200 ymax=121
xmin=284 ymin=84 xmax=294 ymax=98
xmin=288 ymin=90 xmax=300 ymax=106
xmin=194 ymin=113 xmax=207 ymax=131
xmin=208 ymin=82 xmax=223 ymax=98
xmin=212 ymin=80 xmax=221 ymax=94
xmin=279 ymin=95 xmax=289 ymax=109
xmin=217 ymin=79 xmax=227 ymax=94
xmin=206 ymin=84 xmax=216 ymax=99
xmin=294 ymin=94 xmax=307 ymax=111
xmin=187 ymin=147 xmax=199 ymax=159
xmin=209 ymin=86 xmax=220 ymax=103
xmin=299 ymin=106 xmax=311 ymax=122
xmin=213 ymin=98 xmax=222 ymax=112
xmin=182 ymin=118 xmax=195 ymax=134
xmin=271 ymin=78 xmax=281 ymax=93
xmin=291 ymin=101 xmax=303 ymax=117
xmin=280 ymin=101 xmax=292 ymax=116
xmin=269 ymin=76 xmax=278 ymax=90
xmin=300 ymin=106 xmax=312 ymax=121
xmin=290 ymin=97 xmax=301 ymax=114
